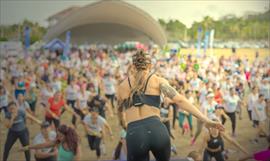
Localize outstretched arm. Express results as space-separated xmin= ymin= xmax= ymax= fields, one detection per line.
xmin=221 ymin=132 xmax=249 ymax=155
xmin=26 ymin=112 xmax=42 ymax=125
xmin=19 ymin=140 xmax=56 ymax=151
xmin=159 ymin=78 xmax=223 ymax=130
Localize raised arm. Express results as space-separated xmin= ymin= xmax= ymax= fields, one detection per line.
xmin=159 ymin=78 xmax=223 ymax=130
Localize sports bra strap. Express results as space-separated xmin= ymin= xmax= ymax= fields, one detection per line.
xmin=143 ymin=71 xmax=155 ymax=93
xmin=127 ymin=77 xmax=132 ymax=88
xmin=127 ymin=71 xmax=155 ymax=92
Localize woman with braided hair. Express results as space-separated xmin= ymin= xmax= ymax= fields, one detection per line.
xmin=117 ymin=50 xmax=224 ymax=161
xmin=20 ymin=124 xmax=81 ymax=161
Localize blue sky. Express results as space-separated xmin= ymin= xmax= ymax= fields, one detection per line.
xmin=0 ymin=0 xmax=269 ymax=28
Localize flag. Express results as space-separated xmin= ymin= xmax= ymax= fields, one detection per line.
xmin=197 ymin=27 xmax=202 ymax=57
xmin=209 ymin=29 xmax=215 ymax=55
xmin=209 ymin=29 xmax=215 ymax=48
xmin=204 ymin=31 xmax=210 ymax=54
xmin=63 ymin=31 xmax=71 ymax=56
xmin=24 ymin=26 xmax=31 ymax=49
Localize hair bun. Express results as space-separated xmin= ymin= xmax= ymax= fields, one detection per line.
xmin=132 ymin=50 xmax=151 ymax=71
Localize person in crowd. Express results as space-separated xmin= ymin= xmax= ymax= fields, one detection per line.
xmin=33 ymin=121 xmax=57 ymax=161
xmin=192 ymin=92 xmax=217 ymax=145
xmin=222 ymin=87 xmax=241 ymax=137
xmin=0 ymin=85 xmax=9 ymax=116
xmin=117 ymin=51 xmax=223 ymax=161
xmin=20 ymin=124 xmax=81 ymax=161
xmin=40 ymin=83 xmax=54 ymax=108
xmin=82 ymin=108 xmax=113 ymax=160
xmin=73 ymin=85 xmax=91 ymax=127
xmin=200 ymin=119 xmax=249 ymax=161
xmin=251 ymin=94 xmax=268 ymax=143
xmin=65 ymin=79 xmax=80 ymax=126
xmin=102 ymin=73 xmax=117 ymax=114
xmin=3 ymin=102 xmax=42 ymax=161
xmin=247 ymin=86 xmax=259 ymax=127
xmin=45 ymin=91 xmax=69 ymax=129
xmin=178 ymin=90 xmax=194 ymax=136
xmin=26 ymin=84 xmax=38 ymax=114
xmin=88 ymin=95 xmax=106 ymax=119
xmin=14 ymin=74 xmax=26 ymax=99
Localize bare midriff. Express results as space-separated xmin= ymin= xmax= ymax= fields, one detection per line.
xmin=125 ymin=105 xmax=160 ymax=124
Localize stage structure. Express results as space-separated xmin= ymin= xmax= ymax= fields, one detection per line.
xmin=44 ymin=0 xmax=167 ymax=46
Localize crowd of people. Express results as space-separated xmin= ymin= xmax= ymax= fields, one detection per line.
xmin=0 ymin=45 xmax=269 ymax=161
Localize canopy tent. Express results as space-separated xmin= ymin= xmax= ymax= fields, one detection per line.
xmin=43 ymin=38 xmax=65 ymax=51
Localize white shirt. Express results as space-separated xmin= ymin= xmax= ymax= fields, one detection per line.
xmin=201 ymin=101 xmax=217 ymax=119
xmin=0 ymin=91 xmax=8 ymax=108
xmin=76 ymin=91 xmax=90 ymax=109
xmin=103 ymin=78 xmax=116 ymax=95
xmin=40 ymin=88 xmax=54 ymax=104
xmin=224 ymin=94 xmax=240 ymax=113
xmin=247 ymin=93 xmax=258 ymax=111
xmin=51 ymin=81 xmax=62 ymax=93
xmin=33 ymin=131 xmax=56 ymax=153
xmin=65 ymin=85 xmax=79 ymax=101
xmin=83 ymin=114 xmax=106 ymax=133
xmin=252 ymin=100 xmax=267 ymax=121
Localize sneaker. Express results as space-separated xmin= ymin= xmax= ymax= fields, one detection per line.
xmin=171 ymin=145 xmax=177 ymax=155
xmin=250 ymin=139 xmax=259 ymax=144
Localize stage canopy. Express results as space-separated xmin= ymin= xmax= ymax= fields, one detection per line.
xmin=44 ymin=0 xmax=167 ymax=46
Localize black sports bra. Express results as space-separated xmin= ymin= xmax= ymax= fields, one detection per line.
xmin=122 ymin=72 xmax=161 ymax=110
xmin=207 ymin=134 xmax=223 ymax=150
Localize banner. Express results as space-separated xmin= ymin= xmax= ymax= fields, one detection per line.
xmin=196 ymin=27 xmax=202 ymax=57
xmin=24 ymin=26 xmax=31 ymax=49
xmin=204 ymin=30 xmax=209 ymax=54
xmin=209 ymin=29 xmax=215 ymax=55
xmin=63 ymin=31 xmax=71 ymax=56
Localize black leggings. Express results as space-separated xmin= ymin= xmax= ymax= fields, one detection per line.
xmin=172 ymin=104 xmax=177 ymax=128
xmin=87 ymin=135 xmax=102 ymax=157
xmin=105 ymin=94 xmax=115 ymax=109
xmin=67 ymin=99 xmax=85 ymax=125
xmin=35 ymin=156 xmax=56 ymax=161
xmin=29 ymin=100 xmax=37 ymax=113
xmin=3 ymin=128 xmax=30 ymax=161
xmin=203 ymin=150 xmax=224 ymax=161
xmin=126 ymin=116 xmax=171 ymax=161
xmin=45 ymin=117 xmax=60 ymax=129
xmin=222 ymin=112 xmax=236 ymax=134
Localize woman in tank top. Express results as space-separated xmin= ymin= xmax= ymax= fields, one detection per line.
xmin=200 ymin=119 xmax=248 ymax=161
xmin=20 ymin=124 xmax=81 ymax=161
xmin=117 ymin=51 xmax=223 ymax=161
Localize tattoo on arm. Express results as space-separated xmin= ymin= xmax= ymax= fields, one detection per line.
xmin=160 ymin=83 xmax=177 ymax=99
